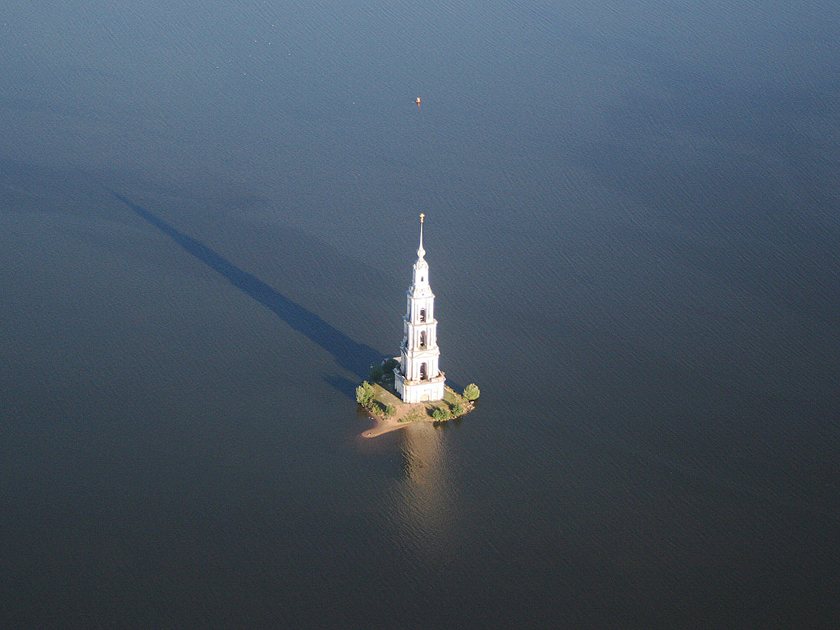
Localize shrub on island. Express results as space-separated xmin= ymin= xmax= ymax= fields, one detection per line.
xmin=463 ymin=383 xmax=480 ymax=401
xmin=356 ymin=381 xmax=375 ymax=408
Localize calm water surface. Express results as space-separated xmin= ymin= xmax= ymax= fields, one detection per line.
xmin=1 ymin=1 xmax=839 ymax=628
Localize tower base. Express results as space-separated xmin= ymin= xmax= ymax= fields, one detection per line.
xmin=394 ymin=369 xmax=445 ymax=403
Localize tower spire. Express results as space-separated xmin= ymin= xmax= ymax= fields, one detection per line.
xmin=418 ymin=213 xmax=426 ymax=259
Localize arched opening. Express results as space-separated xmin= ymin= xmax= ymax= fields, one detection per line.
xmin=419 ymin=308 xmax=426 ymax=323
xmin=419 ymin=331 xmax=426 ymax=348
xmin=420 ymin=362 xmax=428 ymax=380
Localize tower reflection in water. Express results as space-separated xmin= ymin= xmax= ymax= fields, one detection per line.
xmin=390 ymin=422 xmax=459 ymax=557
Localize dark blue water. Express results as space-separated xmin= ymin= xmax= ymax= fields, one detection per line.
xmin=2 ymin=1 xmax=839 ymax=627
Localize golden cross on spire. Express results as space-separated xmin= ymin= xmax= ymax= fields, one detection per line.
xmin=420 ymin=213 xmax=425 ymax=223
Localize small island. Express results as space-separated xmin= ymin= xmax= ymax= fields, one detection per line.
xmin=358 ymin=359 xmax=479 ymax=438
xmin=359 ymin=213 xmax=479 ymax=438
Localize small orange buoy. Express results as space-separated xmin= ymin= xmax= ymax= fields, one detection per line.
xmin=416 ymin=97 xmax=421 ymax=105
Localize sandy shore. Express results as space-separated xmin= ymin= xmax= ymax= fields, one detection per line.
xmin=360 ymin=396 xmax=429 ymax=438
xmin=361 ymin=415 xmax=414 ymax=438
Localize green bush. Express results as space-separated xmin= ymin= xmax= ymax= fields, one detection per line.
xmin=432 ymin=407 xmax=452 ymax=422
xmin=384 ymin=404 xmax=396 ymax=418
xmin=355 ymin=381 xmax=375 ymax=407
xmin=463 ymin=383 xmax=480 ymax=401
xmin=451 ymin=402 xmax=464 ymax=417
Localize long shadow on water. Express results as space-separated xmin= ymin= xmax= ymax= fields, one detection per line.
xmin=111 ymin=191 xmax=383 ymax=381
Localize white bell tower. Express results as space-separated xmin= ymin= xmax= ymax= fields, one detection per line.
xmin=395 ymin=213 xmax=445 ymax=403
